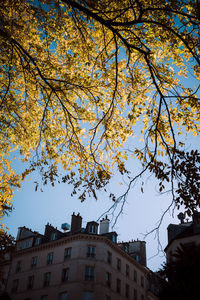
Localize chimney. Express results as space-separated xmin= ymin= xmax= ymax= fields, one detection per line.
xmin=128 ymin=240 xmax=147 ymax=266
xmin=100 ymin=215 xmax=110 ymax=234
xmin=71 ymin=212 xmax=82 ymax=233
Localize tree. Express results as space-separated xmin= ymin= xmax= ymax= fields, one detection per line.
xmin=159 ymin=243 xmax=200 ymax=300
xmin=0 ymin=230 xmax=15 ymax=290
xmin=0 ymin=0 xmax=200 ymax=222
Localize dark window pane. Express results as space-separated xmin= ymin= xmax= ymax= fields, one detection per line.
xmin=64 ymin=248 xmax=71 ymax=260
xmin=85 ymin=266 xmax=94 ymax=281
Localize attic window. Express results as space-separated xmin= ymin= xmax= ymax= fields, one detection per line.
xmin=112 ymin=234 xmax=117 ymax=243
xmin=21 ymin=240 xmax=30 ymax=250
xmin=88 ymin=224 xmax=97 ymax=234
xmin=51 ymin=233 xmax=57 ymax=241
xmin=35 ymin=237 xmax=41 ymax=246
xmin=124 ymin=244 xmax=128 ymax=252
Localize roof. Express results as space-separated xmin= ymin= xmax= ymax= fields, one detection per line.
xmin=165 ymin=222 xmax=200 ymax=252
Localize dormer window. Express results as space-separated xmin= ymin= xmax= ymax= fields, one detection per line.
xmin=88 ymin=224 xmax=97 ymax=234
xmin=51 ymin=233 xmax=57 ymax=241
xmin=112 ymin=234 xmax=117 ymax=243
xmin=124 ymin=244 xmax=129 ymax=252
xmin=86 ymin=222 xmax=98 ymax=234
xmin=21 ymin=240 xmax=31 ymax=250
xmin=35 ymin=237 xmax=41 ymax=246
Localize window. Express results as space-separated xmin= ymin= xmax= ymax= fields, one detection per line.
xmin=117 ymin=258 xmax=121 ymax=271
xmin=125 ymin=284 xmax=130 ymax=298
xmin=44 ymin=272 xmax=51 ymax=287
xmin=41 ymin=296 xmax=48 ymax=300
xmin=111 ymin=234 xmax=116 ymax=243
xmin=62 ymin=268 xmax=69 ymax=282
xmin=116 ymin=278 xmax=121 ymax=294
xmin=16 ymin=260 xmax=22 ymax=273
xmin=134 ymin=270 xmax=137 ymax=282
xmin=83 ymin=292 xmax=93 ymax=300
xmin=134 ymin=289 xmax=137 ymax=300
xmin=35 ymin=237 xmax=41 ymax=246
xmin=21 ymin=240 xmax=30 ymax=249
xmin=126 ymin=264 xmax=130 ymax=277
xmin=107 ymin=251 xmax=112 ymax=264
xmin=87 ymin=246 xmax=96 ymax=258
xmin=60 ymin=292 xmax=68 ymax=300
xmin=105 ymin=272 xmax=111 ymax=287
xmin=64 ymin=248 xmax=71 ymax=260
xmin=51 ymin=233 xmax=57 ymax=241
xmin=88 ymin=224 xmax=97 ymax=234
xmin=47 ymin=252 xmax=53 ymax=265
xmin=85 ymin=266 xmax=94 ymax=281
xmin=31 ymin=256 xmax=37 ymax=269
xmin=124 ymin=244 xmax=129 ymax=253
xmin=27 ymin=275 xmax=34 ymax=290
xmin=12 ymin=279 xmax=19 ymax=292
xmin=141 ymin=276 xmax=144 ymax=287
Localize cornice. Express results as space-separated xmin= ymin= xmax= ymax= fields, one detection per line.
xmin=13 ymin=233 xmax=148 ymax=273
xmin=164 ymin=231 xmax=200 ymax=252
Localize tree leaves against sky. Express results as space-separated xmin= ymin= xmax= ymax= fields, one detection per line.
xmin=0 ymin=0 xmax=200 ymax=225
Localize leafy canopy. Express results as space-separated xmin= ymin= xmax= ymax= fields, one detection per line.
xmin=0 ymin=0 xmax=200 ymax=222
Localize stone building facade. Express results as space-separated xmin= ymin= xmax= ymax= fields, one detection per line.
xmin=1 ymin=213 xmax=159 ymax=300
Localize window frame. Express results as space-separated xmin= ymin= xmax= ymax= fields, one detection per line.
xmin=116 ymin=278 xmax=121 ymax=294
xmin=107 ymin=251 xmax=112 ymax=264
xmin=125 ymin=283 xmax=130 ymax=298
xmin=31 ymin=256 xmax=38 ymax=269
xmin=59 ymin=292 xmax=68 ymax=300
xmin=134 ymin=270 xmax=137 ymax=282
xmin=27 ymin=275 xmax=34 ymax=290
xmin=64 ymin=247 xmax=72 ymax=260
xmin=12 ymin=279 xmax=19 ymax=292
xmin=43 ymin=272 xmax=51 ymax=287
xmin=134 ymin=288 xmax=137 ymax=300
xmin=16 ymin=260 xmax=22 ymax=273
xmin=35 ymin=237 xmax=42 ymax=246
xmin=51 ymin=232 xmax=57 ymax=241
xmin=105 ymin=272 xmax=111 ymax=287
xmin=47 ymin=252 xmax=54 ymax=265
xmin=141 ymin=275 xmax=144 ymax=287
xmin=62 ymin=268 xmax=69 ymax=282
xmin=117 ymin=258 xmax=121 ymax=271
xmin=126 ymin=264 xmax=130 ymax=277
xmin=85 ymin=266 xmax=95 ymax=281
xmin=83 ymin=291 xmax=93 ymax=300
xmin=87 ymin=246 xmax=96 ymax=258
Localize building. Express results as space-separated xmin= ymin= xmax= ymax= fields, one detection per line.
xmin=1 ymin=213 xmax=159 ymax=300
xmin=165 ymin=211 xmax=200 ymax=262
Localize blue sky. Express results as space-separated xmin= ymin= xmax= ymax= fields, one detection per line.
xmin=4 ymin=156 xmax=185 ymax=271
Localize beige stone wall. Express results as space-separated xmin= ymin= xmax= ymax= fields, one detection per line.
xmin=6 ymin=235 xmax=148 ymax=300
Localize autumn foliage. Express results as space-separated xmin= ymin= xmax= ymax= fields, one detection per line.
xmin=0 ymin=0 xmax=200 ymax=223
